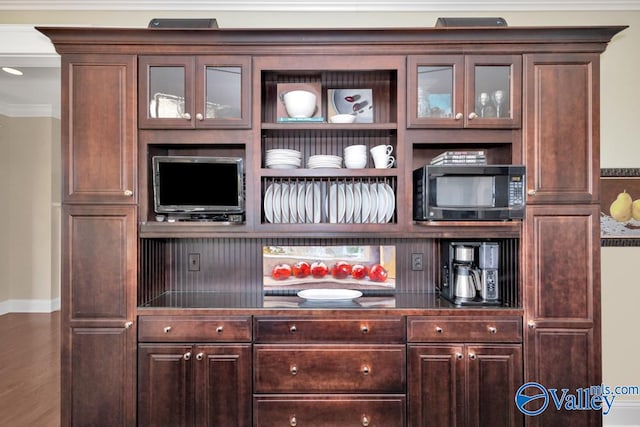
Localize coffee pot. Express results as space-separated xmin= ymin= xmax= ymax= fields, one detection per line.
xmin=454 ymin=264 xmax=481 ymax=299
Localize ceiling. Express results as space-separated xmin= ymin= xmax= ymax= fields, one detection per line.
xmin=1 ymin=0 xmax=638 ymax=119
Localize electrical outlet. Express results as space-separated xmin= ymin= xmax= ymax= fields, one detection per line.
xmin=411 ymin=253 xmax=424 ymax=271
xmin=188 ymin=253 xmax=200 ymax=271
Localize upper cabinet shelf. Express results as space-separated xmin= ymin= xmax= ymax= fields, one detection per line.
xmin=138 ymin=55 xmax=252 ymax=129
xmin=407 ymin=55 xmax=522 ymax=129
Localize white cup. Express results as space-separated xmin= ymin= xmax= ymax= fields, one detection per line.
xmin=370 ymin=145 xmax=395 ymax=169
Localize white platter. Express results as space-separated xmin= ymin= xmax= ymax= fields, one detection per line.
xmin=297 ymin=288 xmax=363 ymax=301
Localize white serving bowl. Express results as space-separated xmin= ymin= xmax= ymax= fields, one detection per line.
xmin=282 ymin=90 xmax=317 ymax=118
xmin=329 ymin=114 xmax=356 ymax=124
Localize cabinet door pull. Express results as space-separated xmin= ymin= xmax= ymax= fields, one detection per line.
xmin=290 ymin=365 xmax=298 ymax=375
xmin=196 ymin=112 xmax=204 ymax=121
xmin=488 ymin=326 xmax=497 ymax=334
xmin=456 ymin=353 xmax=464 ymax=360
xmin=123 ymin=189 xmax=133 ymax=197
xmin=216 ymin=326 xmax=224 ymax=334
xmin=435 ymin=326 xmax=443 ymax=334
xmin=468 ymin=112 xmax=478 ymax=120
xmin=182 ymin=112 xmax=192 ymax=120
xmin=527 ymin=189 xmax=536 ymax=196
xmin=361 ymin=415 xmax=370 ymax=426
xmin=360 ymin=325 xmax=369 ymax=334
xmin=124 ymin=321 xmax=133 ymax=329
xmin=528 ymin=320 xmax=536 ymax=329
xmin=289 ymin=416 xmax=297 ymax=426
xmin=455 ymin=112 xmax=463 ymax=120
xmin=469 ymin=353 xmax=477 ymax=360
xmin=196 ymin=352 xmax=204 ymax=361
xmin=183 ymin=352 xmax=191 ymax=361
xmin=163 ymin=326 xmax=172 ymax=333
xmin=361 ymin=365 xmax=371 ymax=376
xmin=289 ymin=325 xmax=297 ymax=334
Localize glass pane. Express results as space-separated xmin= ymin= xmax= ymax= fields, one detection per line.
xmin=417 ymin=66 xmax=453 ymax=118
xmin=205 ymin=66 xmax=242 ymax=119
xmin=149 ymin=66 xmax=185 ymax=119
xmin=475 ymin=66 xmax=510 ymax=118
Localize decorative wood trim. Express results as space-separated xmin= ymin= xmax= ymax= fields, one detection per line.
xmin=0 ymin=0 xmax=639 ymax=11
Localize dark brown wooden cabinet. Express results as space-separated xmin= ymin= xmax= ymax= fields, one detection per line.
xmin=41 ymin=25 xmax=624 ymax=427
xmin=138 ymin=343 xmax=252 ymax=427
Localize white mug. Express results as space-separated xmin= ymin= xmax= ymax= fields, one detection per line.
xmin=370 ymin=144 xmax=393 ymax=157
xmin=373 ymin=155 xmax=395 ymax=169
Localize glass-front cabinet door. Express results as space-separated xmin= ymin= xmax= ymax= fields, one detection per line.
xmin=139 ymin=55 xmax=251 ymax=129
xmin=408 ymin=55 xmax=521 ymax=129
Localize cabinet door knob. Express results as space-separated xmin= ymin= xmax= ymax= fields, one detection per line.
xmin=527 ymin=189 xmax=536 ymax=196
xmin=362 ymin=415 xmax=370 ymax=426
xmin=183 ymin=352 xmax=192 ymax=361
xmin=488 ymin=326 xmax=497 ymax=334
xmin=360 ymin=325 xmax=369 ymax=334
xmin=528 ymin=320 xmax=536 ymax=329
xmin=163 ymin=326 xmax=172 ymax=333
xmin=123 ymin=189 xmax=133 ymax=197
xmin=435 ymin=326 xmax=443 ymax=334
xmin=182 ymin=112 xmax=192 ymax=120
xmin=456 ymin=352 xmax=464 ymax=360
xmin=196 ymin=112 xmax=204 ymax=121
xmin=124 ymin=321 xmax=133 ymax=329
xmin=290 ymin=365 xmax=298 ymax=375
xmin=455 ymin=112 xmax=463 ymax=120
xmin=361 ymin=365 xmax=371 ymax=376
xmin=216 ymin=326 xmax=224 ymax=334
xmin=290 ymin=416 xmax=297 ymax=426
xmin=196 ymin=352 xmax=204 ymax=361
xmin=468 ymin=112 xmax=479 ymax=120
xmin=289 ymin=325 xmax=297 ymax=334
xmin=469 ymin=353 xmax=477 ymax=360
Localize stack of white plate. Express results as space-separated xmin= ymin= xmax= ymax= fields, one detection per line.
xmin=325 ymin=182 xmax=395 ymax=224
xmin=307 ymin=155 xmax=343 ymax=169
xmin=265 ymin=149 xmax=302 ymax=169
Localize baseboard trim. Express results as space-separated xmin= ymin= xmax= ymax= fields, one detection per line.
xmin=604 ymin=401 xmax=640 ymax=426
xmin=0 ymin=298 xmax=61 ymax=315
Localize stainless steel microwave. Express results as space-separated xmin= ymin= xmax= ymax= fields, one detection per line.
xmin=413 ymin=165 xmax=526 ymax=221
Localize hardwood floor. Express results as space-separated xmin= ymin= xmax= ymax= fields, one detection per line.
xmin=0 ymin=312 xmax=60 ymax=427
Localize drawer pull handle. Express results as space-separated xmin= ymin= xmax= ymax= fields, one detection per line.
xmin=361 ymin=325 xmax=369 ymax=334
xmin=469 ymin=353 xmax=477 ymax=361
xmin=183 ymin=352 xmax=191 ymax=361
xmin=163 ymin=326 xmax=172 ymax=333
xmin=290 ymin=365 xmax=298 ymax=375
xmin=290 ymin=416 xmax=297 ymax=426
xmin=456 ymin=353 xmax=464 ymax=360
xmin=290 ymin=325 xmax=297 ymax=334
xmin=196 ymin=352 xmax=204 ymax=361
xmin=362 ymin=415 xmax=370 ymax=426
xmin=488 ymin=326 xmax=497 ymax=334
xmin=216 ymin=326 xmax=224 ymax=334
xmin=362 ymin=365 xmax=370 ymax=376
xmin=435 ymin=326 xmax=443 ymax=334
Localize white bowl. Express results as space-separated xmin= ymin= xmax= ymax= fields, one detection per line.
xmin=282 ymin=90 xmax=317 ymax=118
xmin=330 ymin=114 xmax=356 ymax=124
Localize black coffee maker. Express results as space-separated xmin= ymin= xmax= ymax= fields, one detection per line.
xmin=441 ymin=241 xmax=501 ymax=306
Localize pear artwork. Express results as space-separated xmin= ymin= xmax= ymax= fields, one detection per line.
xmin=633 ymin=199 xmax=640 ymax=221
xmin=609 ymin=190 xmax=633 ymax=222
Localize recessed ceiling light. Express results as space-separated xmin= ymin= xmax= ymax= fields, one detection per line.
xmin=2 ymin=67 xmax=23 ymax=76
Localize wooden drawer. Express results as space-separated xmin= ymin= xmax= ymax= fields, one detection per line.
xmin=407 ymin=316 xmax=522 ymax=343
xmin=254 ymin=316 xmax=405 ymax=343
xmin=138 ymin=315 xmax=252 ymax=342
xmin=254 ymin=394 xmax=405 ymax=427
xmin=254 ymin=344 xmax=405 ymax=393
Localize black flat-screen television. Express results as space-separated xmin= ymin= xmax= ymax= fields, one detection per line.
xmin=152 ymin=155 xmax=244 ymax=217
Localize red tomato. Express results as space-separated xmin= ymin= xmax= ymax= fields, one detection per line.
xmin=368 ymin=264 xmax=388 ymax=282
xmin=351 ymin=264 xmax=368 ymax=280
xmin=331 ymin=261 xmax=352 ymax=279
xmin=271 ymin=263 xmax=292 ymax=280
xmin=310 ymin=261 xmax=329 ymax=278
xmin=292 ymin=261 xmax=311 ymax=278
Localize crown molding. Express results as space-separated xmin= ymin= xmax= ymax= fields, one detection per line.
xmin=0 ymin=0 xmax=639 ymax=11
